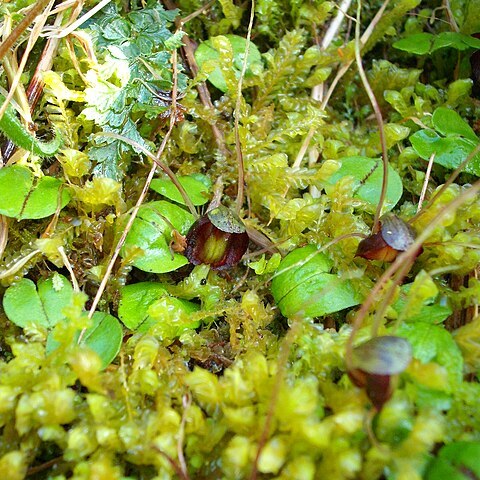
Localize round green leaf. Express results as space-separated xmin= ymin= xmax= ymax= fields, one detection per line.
xmin=324 ymin=156 xmax=403 ymax=212
xmin=425 ymin=442 xmax=480 ymax=480
xmin=432 ymin=107 xmax=478 ymax=142
xmin=410 ymin=130 xmax=480 ymax=176
xmin=393 ymin=33 xmax=433 ymax=55
xmin=118 ymin=282 xmax=168 ymax=330
xmin=195 ymin=34 xmax=263 ymax=92
xmin=0 ymin=165 xmax=70 ymax=220
xmin=271 ymin=245 xmax=361 ymax=318
xmin=3 ymin=274 xmax=74 ymax=328
xmin=80 ymin=312 xmax=123 ymax=369
xmin=150 ymin=174 xmax=211 ymax=206
xmin=121 ymin=201 xmax=195 ymax=273
xmin=397 ymin=322 xmax=463 ymax=384
xmin=0 ymin=165 xmax=32 ymax=218
xmin=118 ymin=282 xmax=200 ymax=334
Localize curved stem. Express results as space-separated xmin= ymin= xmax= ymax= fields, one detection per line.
xmin=346 ymin=174 xmax=480 ymax=370
xmin=94 ymin=131 xmax=198 ymax=218
xmin=82 ymin=50 xmax=185 ymax=340
xmin=0 ymin=0 xmax=52 ymax=61
xmin=411 ymin=143 xmax=480 ymax=223
xmin=354 ymin=1 xmax=388 ymax=232
xmin=234 ymin=0 xmax=255 ymax=214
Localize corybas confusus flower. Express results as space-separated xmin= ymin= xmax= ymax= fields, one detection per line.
xmin=348 ymin=336 xmax=412 ymax=410
xmin=356 ymin=214 xmax=420 ymax=262
xmin=185 ymin=205 xmax=249 ymax=270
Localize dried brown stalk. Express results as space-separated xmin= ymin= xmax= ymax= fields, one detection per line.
xmin=83 ymin=49 xmax=184 ymax=334
xmin=354 ymin=1 xmax=389 ymax=232
xmin=0 ymin=0 xmax=53 ymax=61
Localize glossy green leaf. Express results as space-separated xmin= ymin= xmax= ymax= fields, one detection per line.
xmin=392 ymin=282 xmax=452 ymax=324
xmin=121 ymin=201 xmax=195 ymax=273
xmin=393 ymin=33 xmax=433 ymax=54
xmin=271 ymin=245 xmax=361 ymax=318
xmin=150 ymin=174 xmax=211 ymax=206
xmin=118 ymin=282 xmax=168 ymax=330
xmin=195 ymin=34 xmax=263 ymax=92
xmin=393 ymin=32 xmax=480 ymax=54
xmin=432 ymin=108 xmax=478 ymax=142
xmin=410 ymin=130 xmax=480 ymax=175
xmin=118 ymin=282 xmax=200 ymax=334
xmin=0 ymin=165 xmax=70 ymax=220
xmin=79 ymin=312 xmax=123 ymax=369
xmin=324 ymin=156 xmax=403 ymax=212
xmin=430 ymin=32 xmax=480 ymax=52
xmin=425 ymin=442 xmax=480 ymax=480
xmin=397 ymin=322 xmax=463 ymax=384
xmin=3 ymin=274 xmax=74 ymax=328
xmin=47 ymin=312 xmax=123 ymax=369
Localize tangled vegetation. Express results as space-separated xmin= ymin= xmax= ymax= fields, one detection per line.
xmin=1 ymin=0 xmax=480 ymax=478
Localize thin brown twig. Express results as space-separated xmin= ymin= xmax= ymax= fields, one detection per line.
xmin=26 ymin=456 xmax=63 ymax=477
xmin=0 ymin=215 xmax=8 ymax=259
xmin=234 ymin=0 xmax=255 ymax=214
xmin=0 ymin=0 xmax=52 ymax=61
xmin=58 ymin=246 xmax=80 ymax=291
xmin=152 ymin=446 xmax=190 ymax=480
xmin=292 ymin=0 xmax=353 ymax=172
xmin=46 ymin=0 xmax=112 ymax=38
xmin=82 ymin=50 xmax=183 ymax=337
xmin=0 ymin=0 xmax=55 ymax=120
xmin=3 ymin=10 xmax=65 ymax=162
xmin=179 ymin=0 xmax=215 ymax=25
xmin=444 ymin=0 xmax=459 ymax=32
xmin=354 ymin=1 xmax=388 ymax=232
xmin=164 ymin=0 xmax=230 ymax=158
xmin=346 ymin=174 xmax=480 ymax=370
xmin=293 ymin=0 xmax=390 ymax=169
xmin=411 ymin=143 xmax=480 ymax=223
xmin=417 ymin=152 xmax=435 ymax=212
xmin=26 ymin=12 xmax=65 ymax=109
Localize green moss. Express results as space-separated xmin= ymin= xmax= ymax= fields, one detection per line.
xmin=1 ymin=0 xmax=480 ymax=477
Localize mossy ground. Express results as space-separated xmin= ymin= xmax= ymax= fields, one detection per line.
xmin=0 ymin=0 xmax=480 ymax=479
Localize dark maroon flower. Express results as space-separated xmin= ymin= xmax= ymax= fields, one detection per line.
xmin=348 ymin=336 xmax=412 ymax=410
xmin=185 ymin=205 xmax=249 ymax=270
xmin=356 ymin=214 xmax=420 ymax=262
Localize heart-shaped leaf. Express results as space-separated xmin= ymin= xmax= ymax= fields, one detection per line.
xmin=432 ymin=107 xmax=478 ymax=142
xmin=118 ymin=282 xmax=200 ymax=334
xmin=79 ymin=312 xmax=123 ymax=369
xmin=411 ymin=130 xmax=478 ymax=170
xmin=3 ymin=274 xmax=74 ymax=328
xmin=324 ymin=156 xmax=403 ymax=212
xmin=121 ymin=201 xmax=195 ymax=273
xmin=47 ymin=312 xmax=123 ymax=369
xmin=150 ymin=174 xmax=211 ymax=206
xmin=393 ymin=32 xmax=480 ymax=55
xmin=0 ymin=165 xmax=70 ymax=220
xmin=195 ymin=34 xmax=263 ymax=92
xmin=425 ymin=442 xmax=480 ymax=480
xmin=271 ymin=245 xmax=361 ymax=318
